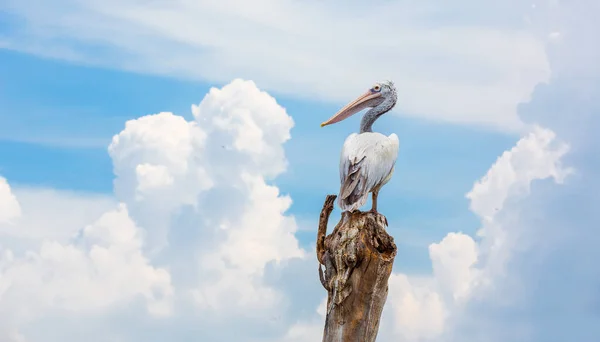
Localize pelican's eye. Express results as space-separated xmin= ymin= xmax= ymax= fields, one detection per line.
xmin=372 ymin=84 xmax=381 ymax=92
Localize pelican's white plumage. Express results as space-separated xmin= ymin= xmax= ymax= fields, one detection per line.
xmin=338 ymin=132 xmax=399 ymax=212
xmin=320 ymin=80 xmax=399 ymax=213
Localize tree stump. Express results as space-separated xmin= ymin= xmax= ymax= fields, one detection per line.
xmin=317 ymin=194 xmax=397 ymax=342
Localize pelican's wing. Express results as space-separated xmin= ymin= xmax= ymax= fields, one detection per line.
xmin=338 ymin=133 xmax=399 ymax=211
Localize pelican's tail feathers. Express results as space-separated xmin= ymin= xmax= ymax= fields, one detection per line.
xmin=338 ymin=193 xmax=369 ymax=212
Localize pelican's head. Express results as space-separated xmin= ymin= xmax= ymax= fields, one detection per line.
xmin=321 ymin=80 xmax=397 ymax=127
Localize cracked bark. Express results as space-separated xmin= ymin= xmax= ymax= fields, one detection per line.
xmin=317 ymin=194 xmax=397 ymax=342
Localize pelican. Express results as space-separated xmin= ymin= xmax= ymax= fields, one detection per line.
xmin=321 ymin=80 xmax=399 ymax=214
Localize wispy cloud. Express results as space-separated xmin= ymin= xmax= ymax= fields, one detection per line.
xmin=1 ymin=0 xmax=550 ymax=130
xmin=0 ymin=134 xmax=111 ymax=149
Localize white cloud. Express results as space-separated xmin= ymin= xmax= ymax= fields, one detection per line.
xmin=191 ymin=79 xmax=293 ymax=178
xmin=0 ymin=176 xmax=21 ymax=224
xmin=429 ymin=232 xmax=478 ymax=301
xmin=0 ymin=79 xmax=308 ymax=340
xmin=0 ymin=0 xmax=550 ymax=130
xmin=445 ymin=2 xmax=600 ymax=340
xmin=0 ymin=187 xmax=115 ymax=242
xmin=376 ymin=3 xmax=600 ymax=340
xmin=387 ymin=274 xmax=447 ymax=340
xmin=107 ymin=80 xmax=303 ymax=318
xmin=530 ymin=0 xmax=600 ymax=79
xmin=381 ymin=126 xmax=571 ymax=341
xmin=281 ymin=125 xmax=571 ymax=341
xmin=0 ymin=203 xmax=173 ymax=339
xmin=105 ymin=79 xmax=309 ymax=332
xmin=109 ymin=111 xmax=211 ymax=207
xmin=107 ymin=111 xmax=211 ymax=252
xmin=135 ymin=164 xmax=175 ymax=193
xmin=466 ymin=126 xmax=571 ymax=221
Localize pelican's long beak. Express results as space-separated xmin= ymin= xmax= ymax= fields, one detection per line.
xmin=321 ymin=90 xmax=381 ymax=127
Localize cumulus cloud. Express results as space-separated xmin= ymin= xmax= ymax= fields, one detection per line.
xmin=272 ymin=123 xmax=573 ymax=342
xmin=0 ymin=0 xmax=550 ymax=130
xmin=0 ymin=74 xmax=584 ymax=342
xmin=106 ymin=80 xmax=303 ymax=320
xmin=108 ymin=111 xmax=212 ymax=252
xmin=379 ymin=126 xmax=571 ymax=341
xmin=447 ymin=2 xmax=600 ymax=340
xmin=0 ymin=203 xmax=173 ymax=340
xmin=0 ymin=176 xmax=21 ymax=224
xmin=373 ymin=2 xmax=600 ymax=341
xmin=0 ymin=79 xmax=311 ymax=341
xmin=466 ymin=127 xmax=571 ymax=221
xmin=285 ymin=3 xmax=598 ymax=339
xmin=0 ymin=187 xmax=115 ymax=242
xmin=387 ymin=274 xmax=447 ymax=340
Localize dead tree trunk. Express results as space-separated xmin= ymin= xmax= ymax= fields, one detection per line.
xmin=317 ymin=195 xmax=397 ymax=342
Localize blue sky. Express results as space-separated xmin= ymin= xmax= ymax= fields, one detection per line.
xmin=0 ymin=47 xmax=518 ymax=258
xmin=0 ymin=1 xmax=598 ymax=342
xmin=0 ymin=48 xmax=518 ymax=272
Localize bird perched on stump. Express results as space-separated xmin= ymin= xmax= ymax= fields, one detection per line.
xmin=321 ymin=80 xmax=399 ymax=214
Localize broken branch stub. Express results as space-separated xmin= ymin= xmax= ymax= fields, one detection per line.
xmin=316 ymin=194 xmax=397 ymax=342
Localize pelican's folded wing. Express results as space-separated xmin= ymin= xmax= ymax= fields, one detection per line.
xmin=338 ymin=133 xmax=399 ymax=211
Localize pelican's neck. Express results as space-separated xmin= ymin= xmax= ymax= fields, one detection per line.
xmin=360 ymin=105 xmax=392 ymax=133
xmin=359 ymin=109 xmax=379 ymax=133
xmin=359 ymin=93 xmax=397 ymax=133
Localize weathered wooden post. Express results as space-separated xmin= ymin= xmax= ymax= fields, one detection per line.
xmin=316 ymin=194 xmax=397 ymax=342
